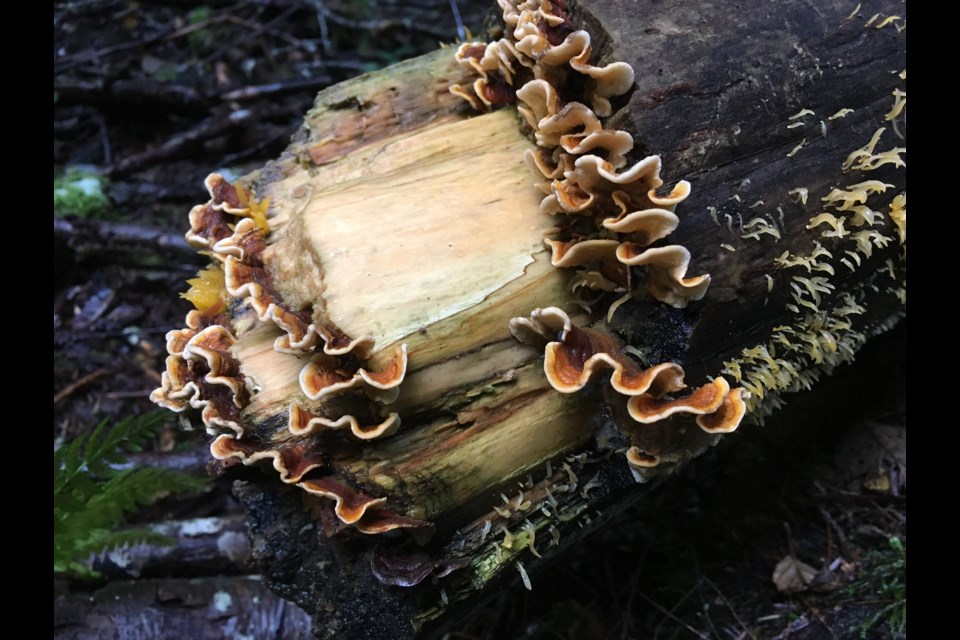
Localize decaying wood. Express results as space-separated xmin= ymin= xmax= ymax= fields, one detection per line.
xmin=54 ymin=575 xmax=312 ymax=640
xmin=154 ymin=0 xmax=905 ymax=637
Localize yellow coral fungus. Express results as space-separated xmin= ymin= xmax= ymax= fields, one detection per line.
xmin=889 ymin=193 xmax=906 ymax=244
xmin=885 ymin=89 xmax=906 ymax=122
xmin=806 ymin=213 xmax=848 ymax=238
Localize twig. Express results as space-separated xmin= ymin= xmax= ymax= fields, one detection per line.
xmin=56 ymin=10 xmax=309 ymax=75
xmin=817 ymin=506 xmax=853 ymax=559
xmin=700 ymin=573 xmax=750 ymax=634
xmin=137 ymin=358 xmax=164 ymax=385
xmin=101 ymin=390 xmax=156 ymax=400
xmin=54 ymin=27 xmax=174 ymax=74
xmin=449 ymin=0 xmax=466 ymax=41
xmin=784 ymin=522 xmax=797 ymax=557
xmin=220 ymin=77 xmax=333 ymax=101
xmin=91 ymin=110 xmax=112 ymax=164
xmin=57 ymin=327 xmax=176 ymax=342
xmin=803 ymin=492 xmax=906 ymax=504
xmin=218 ymin=14 xmax=315 ymax=51
xmin=652 ymin=587 xmax=698 ymax=640
xmin=220 ymin=124 xmax=301 ymax=165
xmin=109 ymin=79 xmax=207 ymax=111
xmin=309 ymin=0 xmax=334 ymax=56
xmin=55 ymin=0 xmax=124 ymax=16
xmin=54 ymin=217 xmax=198 ymax=257
xmin=313 ymin=5 xmax=460 ymax=40
xmin=54 ymin=368 xmax=109 ymax=405
xmin=108 ymin=108 xmax=254 ymax=176
xmin=799 ymin=597 xmax=838 ymax=640
xmin=117 ymin=447 xmax=212 ymax=474
xmin=693 ymin=559 xmax=722 ymax=640
xmin=635 ymin=591 xmax=710 ymax=640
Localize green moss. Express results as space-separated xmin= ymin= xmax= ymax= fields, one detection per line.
xmin=54 ymin=167 xmax=111 ymax=218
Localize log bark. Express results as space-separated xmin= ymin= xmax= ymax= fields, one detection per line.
xmin=151 ymin=0 xmax=905 ymax=637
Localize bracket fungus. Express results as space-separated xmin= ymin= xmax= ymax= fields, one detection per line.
xmin=154 ymin=0 xmax=745 ymax=541
xmin=509 ymin=306 xmax=745 ymax=478
xmin=152 ymin=6 xmax=745 ymax=552
xmin=153 ymin=172 xmax=422 ymax=534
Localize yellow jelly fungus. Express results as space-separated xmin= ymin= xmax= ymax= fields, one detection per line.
xmin=235 ymin=184 xmax=271 ymax=233
xmin=181 ymin=264 xmax=227 ymax=312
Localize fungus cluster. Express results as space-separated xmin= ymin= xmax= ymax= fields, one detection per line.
xmin=510 ymin=307 xmax=745 ymax=475
xmin=153 ymin=0 xmax=752 ymax=536
xmin=452 ymin=1 xmax=710 ymax=309
xmin=152 ymin=174 xmax=423 ymax=535
xmin=723 ymin=75 xmax=905 ymax=421
xmin=451 ymin=0 xmax=746 ymax=475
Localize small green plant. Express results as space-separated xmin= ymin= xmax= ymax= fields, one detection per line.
xmin=186 ymin=6 xmax=215 ymax=55
xmin=859 ymin=537 xmax=906 ymax=639
xmin=53 ymin=412 xmax=208 ymax=578
xmin=53 ymin=167 xmax=111 ymax=218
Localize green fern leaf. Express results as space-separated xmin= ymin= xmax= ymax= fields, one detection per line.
xmin=52 ymin=411 xmax=209 ymax=578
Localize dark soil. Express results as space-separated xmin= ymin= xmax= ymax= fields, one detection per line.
xmin=53 ymin=2 xmax=906 ymax=638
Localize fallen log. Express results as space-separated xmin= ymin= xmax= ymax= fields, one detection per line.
xmin=87 ymin=516 xmax=251 ymax=581
xmin=54 ymin=575 xmax=313 ymax=640
xmin=150 ymin=0 xmax=905 ymax=637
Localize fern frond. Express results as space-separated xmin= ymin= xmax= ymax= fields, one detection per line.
xmin=55 ymin=528 xmax=178 ymax=578
xmin=52 ymin=411 xmax=209 ymax=578
xmin=87 ymin=467 xmax=208 ymax=527
xmin=54 ymin=412 xmax=168 ymax=496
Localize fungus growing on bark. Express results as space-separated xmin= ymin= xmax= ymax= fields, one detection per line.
xmin=298 ymin=345 xmax=408 ymax=402
xmin=154 ymin=0 xmax=745 ymax=538
xmin=625 ymin=447 xmax=660 ymax=473
xmin=287 ymin=404 xmax=400 ymax=440
xmin=453 ymin=1 xmax=709 ymax=310
xmin=510 ymin=307 xmax=745 ymax=471
xmin=149 ymin=3 xmax=902 ymax=624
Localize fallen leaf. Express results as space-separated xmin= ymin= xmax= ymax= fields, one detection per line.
xmin=863 ymin=473 xmax=891 ymax=493
xmin=773 ymin=555 xmax=817 ymax=593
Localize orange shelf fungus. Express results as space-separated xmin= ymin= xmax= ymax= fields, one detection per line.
xmin=154 ymin=172 xmax=412 ymax=534
xmin=211 ymin=433 xmax=327 ymax=484
xmin=448 ymin=0 xmax=745 ymax=478
xmin=626 ymin=378 xmax=731 ymax=424
xmin=298 ymin=478 xmax=431 ymax=535
xmin=511 ymin=308 xmax=747 ymax=475
xmin=452 ymin=3 xmax=709 ymax=309
xmin=298 ymin=344 xmax=408 ymax=403
xmin=625 ymin=447 xmax=660 ymax=470
xmin=287 ymin=404 xmax=401 ymax=440
xmin=154 ymin=0 xmax=748 ymax=538
xmin=696 ymin=387 xmax=748 ymax=434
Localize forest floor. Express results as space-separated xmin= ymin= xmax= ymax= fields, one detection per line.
xmin=54 ymin=2 xmax=906 ymax=638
